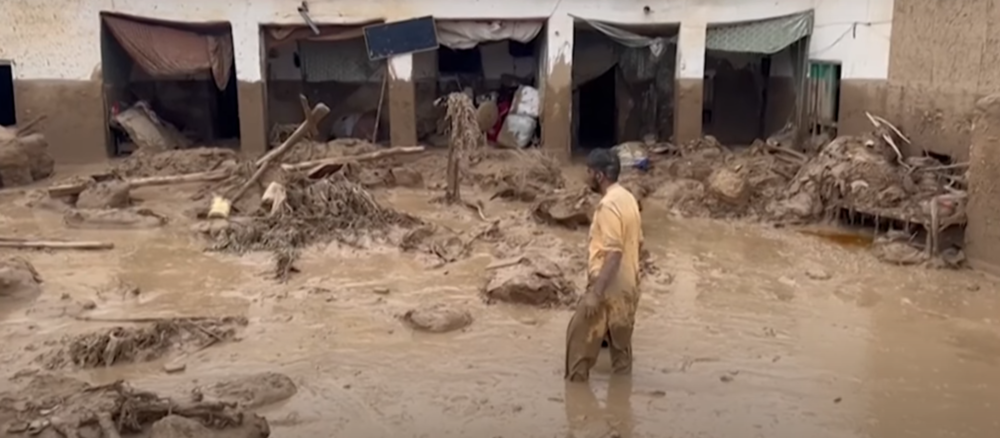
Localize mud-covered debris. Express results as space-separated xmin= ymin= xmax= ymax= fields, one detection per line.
xmin=707 ymin=167 xmax=749 ymax=206
xmin=42 ymin=316 xmax=247 ymax=369
xmin=870 ymin=234 xmax=927 ymax=266
xmin=113 ymin=147 xmax=238 ymax=178
xmin=279 ymin=137 xmax=380 ymax=165
xmin=64 ymin=208 xmax=167 ymax=229
xmin=805 ymin=268 xmax=832 ymax=280
xmin=400 ymin=222 xmax=500 ymax=265
xmin=483 ymin=255 xmax=577 ymax=307
xmin=400 ymin=225 xmax=467 ymax=263
xmin=75 ymin=180 xmax=132 ymax=209
xmin=203 ymin=372 xmax=297 ymax=410
xmin=0 ymin=256 xmax=42 ymax=297
xmin=466 ymin=148 xmax=564 ymax=200
xmin=400 ymin=303 xmax=473 ymax=333
xmin=767 ymin=133 xmax=963 ymax=225
xmin=532 ymin=192 xmax=594 ymax=229
xmin=0 ymin=375 xmax=269 ymax=438
xmin=618 ymin=173 xmax=656 ymax=206
xmin=208 ymin=172 xmax=421 ymax=279
xmin=0 ymin=122 xmax=54 ymax=188
xmin=150 ymin=414 xmax=270 ymax=438
xmin=389 ymin=166 xmax=424 ymax=188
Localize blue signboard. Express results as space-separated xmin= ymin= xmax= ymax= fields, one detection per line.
xmin=363 ymin=16 xmax=439 ymax=61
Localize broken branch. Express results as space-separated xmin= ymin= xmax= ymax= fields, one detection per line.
xmin=0 ymin=238 xmax=114 ymax=250
xmin=47 ymin=170 xmax=230 ymax=198
xmin=277 ymin=146 xmax=426 ymax=175
xmin=255 ymin=103 xmax=330 ymax=167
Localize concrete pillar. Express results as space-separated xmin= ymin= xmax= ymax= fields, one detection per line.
xmin=233 ymin=22 xmax=267 ymax=157
xmin=540 ymin=14 xmax=574 ymax=161
xmin=388 ymin=53 xmax=417 ymax=146
xmin=673 ymin=20 xmax=707 ymax=145
xmin=966 ymin=94 xmax=1000 ymax=275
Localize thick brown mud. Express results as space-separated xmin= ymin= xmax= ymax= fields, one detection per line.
xmin=1 ymin=161 xmax=999 ymax=438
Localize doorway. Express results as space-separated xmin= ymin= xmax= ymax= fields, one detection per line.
xmin=100 ymin=13 xmax=241 ymax=156
xmin=0 ymin=62 xmax=15 ymax=127
xmin=577 ymin=67 xmax=616 ymax=149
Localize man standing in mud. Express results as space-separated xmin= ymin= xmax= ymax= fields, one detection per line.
xmin=565 ymin=149 xmax=643 ymax=382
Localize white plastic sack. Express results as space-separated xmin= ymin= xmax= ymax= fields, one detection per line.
xmin=499 ymin=114 xmax=536 ymax=148
xmin=510 ymin=86 xmax=540 ymax=118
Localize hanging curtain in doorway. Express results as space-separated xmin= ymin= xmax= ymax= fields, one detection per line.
xmin=436 ymin=21 xmax=543 ymax=49
xmin=705 ymin=11 xmax=814 ymax=54
xmin=569 ymin=15 xmax=668 ymax=58
xmin=103 ymin=14 xmax=234 ymax=90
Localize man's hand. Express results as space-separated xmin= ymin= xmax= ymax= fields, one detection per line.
xmin=578 ymin=291 xmax=602 ymax=318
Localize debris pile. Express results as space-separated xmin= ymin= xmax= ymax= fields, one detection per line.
xmin=44 ymin=176 xmax=172 ymax=229
xmin=112 ymin=147 xmax=238 ymax=178
xmin=113 ymin=101 xmax=191 ymax=153
xmin=0 ymin=117 xmax=54 ymax=188
xmin=766 ymin=133 xmax=967 ymax=226
xmin=0 ymin=374 xmax=269 ymax=438
xmin=474 ymin=148 xmax=565 ymax=202
xmin=202 ymin=372 xmax=298 ymax=410
xmin=656 ymin=137 xmax=802 ymax=220
xmin=279 ymin=138 xmax=380 ymax=165
xmin=531 ymin=190 xmax=594 ymax=229
xmin=482 ymin=255 xmax=577 ymax=307
xmin=42 ymin=316 xmax=247 ymax=369
xmin=208 ymin=172 xmax=422 ymax=279
xmin=399 ymin=221 xmax=499 ymax=266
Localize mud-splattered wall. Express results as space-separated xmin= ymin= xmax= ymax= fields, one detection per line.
xmin=855 ymin=0 xmax=996 ymax=161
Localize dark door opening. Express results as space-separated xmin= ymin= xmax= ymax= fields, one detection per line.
xmin=215 ymin=60 xmax=241 ymax=140
xmin=0 ymin=63 xmax=15 ymax=127
xmin=577 ymin=67 xmax=616 ymax=149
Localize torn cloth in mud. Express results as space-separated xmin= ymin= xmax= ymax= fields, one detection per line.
xmin=103 ymin=14 xmax=234 ymax=90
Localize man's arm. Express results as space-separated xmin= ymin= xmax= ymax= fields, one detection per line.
xmin=590 ymin=204 xmax=624 ymax=300
xmin=591 ymin=251 xmax=622 ymax=300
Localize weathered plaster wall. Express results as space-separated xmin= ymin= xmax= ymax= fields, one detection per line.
xmin=0 ymin=0 xmax=895 ymax=163
xmin=863 ymin=0 xmax=1000 ymax=161
xmin=540 ymin=14 xmax=573 ymax=161
xmin=967 ymin=95 xmax=1000 ymax=276
xmin=674 ymin=18 xmax=706 ymax=145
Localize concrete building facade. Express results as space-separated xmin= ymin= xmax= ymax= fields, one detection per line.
xmin=0 ymin=0 xmax=893 ymax=164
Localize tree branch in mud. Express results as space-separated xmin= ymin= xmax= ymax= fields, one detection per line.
xmin=278 ymin=146 xmax=426 ymax=176
xmin=230 ymin=103 xmax=331 ymax=206
xmin=0 ymin=237 xmax=113 ymax=250
xmin=47 ymin=170 xmax=231 ymax=198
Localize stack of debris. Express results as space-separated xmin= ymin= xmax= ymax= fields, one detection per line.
xmin=653 ymin=136 xmax=802 ymax=220
xmin=766 ymin=130 xmax=967 ymax=227
xmin=40 ymin=316 xmax=247 ymax=369
xmin=0 ymin=374 xmax=270 ymax=438
xmin=208 ymin=171 xmax=422 ymax=279
xmin=0 ymin=117 xmax=54 ymax=189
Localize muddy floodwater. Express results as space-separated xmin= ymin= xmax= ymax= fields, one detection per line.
xmin=2 ymin=163 xmax=1000 ymax=438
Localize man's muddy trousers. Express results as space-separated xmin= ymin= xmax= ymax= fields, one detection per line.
xmin=564 ymin=287 xmax=638 ymax=382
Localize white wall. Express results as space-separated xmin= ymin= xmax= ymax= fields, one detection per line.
xmin=811 ymin=0 xmax=893 ymax=79
xmin=0 ymin=0 xmax=893 ymax=83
